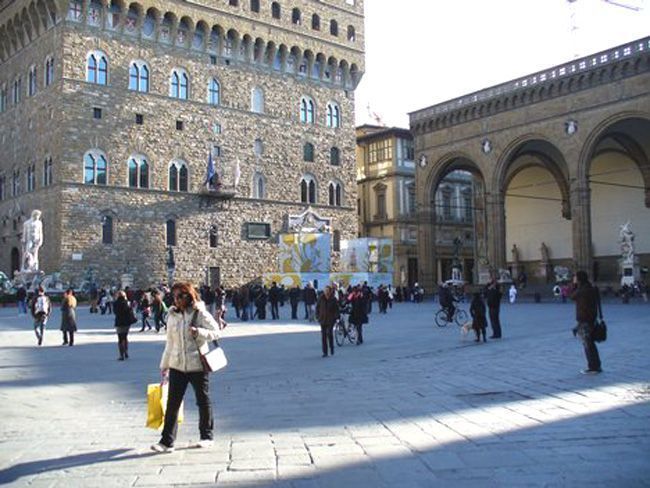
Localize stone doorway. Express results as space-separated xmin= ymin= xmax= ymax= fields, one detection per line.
xmin=209 ymin=267 xmax=221 ymax=289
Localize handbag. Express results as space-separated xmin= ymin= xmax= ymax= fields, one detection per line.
xmin=190 ymin=310 xmax=228 ymax=373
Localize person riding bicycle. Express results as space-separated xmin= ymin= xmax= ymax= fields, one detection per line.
xmin=438 ymin=283 xmax=456 ymax=322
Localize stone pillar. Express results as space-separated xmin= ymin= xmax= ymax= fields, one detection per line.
xmin=417 ymin=207 xmax=436 ymax=293
xmin=485 ymin=191 xmax=506 ymax=272
xmin=570 ymin=180 xmax=593 ymax=273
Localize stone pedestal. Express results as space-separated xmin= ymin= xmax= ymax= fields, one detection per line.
xmin=620 ymin=257 xmax=640 ymax=287
xmin=478 ymin=263 xmax=491 ymax=285
xmin=538 ymin=262 xmax=551 ymax=283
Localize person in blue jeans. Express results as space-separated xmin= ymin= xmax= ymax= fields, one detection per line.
xmin=16 ymin=286 xmax=28 ymax=314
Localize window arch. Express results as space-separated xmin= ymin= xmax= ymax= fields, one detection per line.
xmin=252 ymin=172 xmax=266 ymax=199
xmin=127 ymin=154 xmax=149 ymax=188
xmin=303 ymin=142 xmax=314 ymax=162
xmin=170 ymin=68 xmax=189 ymax=99
xmin=166 ymin=219 xmax=177 ymax=246
xmin=43 ymin=156 xmax=53 ymax=186
xmin=208 ymin=78 xmax=220 ymax=105
xmin=311 ymin=14 xmax=320 ymax=30
xmin=168 ymin=160 xmax=189 ymax=192
xmin=300 ymin=96 xmax=315 ymax=123
xmin=332 ymin=230 xmax=341 ymax=252
xmin=28 ymin=65 xmax=37 ymax=96
xmin=291 ymin=7 xmax=300 ymax=24
xmin=271 ymin=2 xmax=281 ymax=19
xmin=347 ymin=25 xmax=356 ymax=42
xmin=330 ymin=19 xmax=338 ymax=36
xmin=44 ymin=56 xmax=55 ymax=86
xmin=328 ymin=181 xmax=342 ymax=206
xmin=101 ymin=215 xmax=113 ymax=244
xmin=0 ymin=84 xmax=7 ymax=112
xmin=300 ymin=174 xmax=317 ymax=204
xmin=26 ymin=163 xmax=36 ymax=192
xmin=251 ymin=86 xmax=264 ymax=113
xmin=326 ymin=102 xmax=341 ymax=128
xmin=12 ymin=76 xmax=21 ymax=104
xmin=129 ymin=61 xmax=149 ymax=92
xmin=86 ymin=51 xmax=108 ymax=85
xmin=83 ymin=149 xmax=108 ymax=185
xmin=330 ymin=147 xmax=340 ymax=166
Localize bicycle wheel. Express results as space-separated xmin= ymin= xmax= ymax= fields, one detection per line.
xmin=347 ymin=323 xmax=358 ymax=344
xmin=335 ymin=321 xmax=345 ymax=347
xmin=435 ymin=309 xmax=448 ymax=327
xmin=454 ymin=309 xmax=468 ymax=327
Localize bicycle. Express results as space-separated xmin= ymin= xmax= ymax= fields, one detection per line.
xmin=334 ymin=314 xmax=357 ymax=346
xmin=435 ymin=307 xmax=468 ymax=327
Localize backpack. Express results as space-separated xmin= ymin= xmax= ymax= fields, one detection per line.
xmin=33 ymin=296 xmax=50 ymax=316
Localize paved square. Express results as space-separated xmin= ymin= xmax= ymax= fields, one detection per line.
xmin=0 ymin=299 xmax=649 ymax=487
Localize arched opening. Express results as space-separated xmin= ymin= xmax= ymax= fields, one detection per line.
xmin=11 ymin=247 xmax=20 ymax=275
xmin=500 ymin=139 xmax=571 ymax=285
xmin=586 ymin=116 xmax=650 ymax=283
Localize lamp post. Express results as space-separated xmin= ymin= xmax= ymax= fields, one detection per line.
xmin=166 ymin=246 xmax=176 ymax=286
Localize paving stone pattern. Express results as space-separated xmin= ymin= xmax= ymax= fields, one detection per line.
xmin=0 ymin=299 xmax=649 ymax=487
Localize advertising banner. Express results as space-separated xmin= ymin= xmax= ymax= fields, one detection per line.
xmin=279 ymin=233 xmax=330 ymax=273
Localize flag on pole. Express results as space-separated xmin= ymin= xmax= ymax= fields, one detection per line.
xmin=204 ymin=150 xmax=215 ymax=188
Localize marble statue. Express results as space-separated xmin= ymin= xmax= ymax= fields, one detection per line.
xmin=21 ymin=210 xmax=43 ymax=272
xmin=511 ymin=244 xmax=520 ymax=264
xmin=619 ymin=221 xmax=635 ymax=263
xmin=540 ymin=242 xmax=550 ymax=262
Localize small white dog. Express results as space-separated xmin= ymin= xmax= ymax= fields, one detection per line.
xmin=460 ymin=321 xmax=473 ymax=339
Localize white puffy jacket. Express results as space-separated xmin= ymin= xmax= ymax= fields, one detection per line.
xmin=159 ymin=301 xmax=220 ymax=372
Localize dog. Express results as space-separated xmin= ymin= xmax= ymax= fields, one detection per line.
xmin=460 ymin=321 xmax=473 ymax=339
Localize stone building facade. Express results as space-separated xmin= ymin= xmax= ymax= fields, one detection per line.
xmin=355 ymin=124 xmax=417 ymax=286
xmin=0 ymin=0 xmax=365 ymax=288
xmin=410 ymin=37 xmax=650 ymax=291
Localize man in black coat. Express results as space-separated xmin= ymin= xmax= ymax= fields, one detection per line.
xmin=486 ymin=280 xmax=503 ymax=338
xmin=288 ymin=285 xmax=300 ymax=319
xmin=269 ymin=282 xmax=280 ymax=320
xmin=571 ymin=270 xmax=602 ymax=374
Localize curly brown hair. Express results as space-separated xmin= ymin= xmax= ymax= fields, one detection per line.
xmin=171 ymin=281 xmax=200 ymax=309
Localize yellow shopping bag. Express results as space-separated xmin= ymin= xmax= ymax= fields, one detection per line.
xmin=146 ymin=383 xmax=184 ymax=430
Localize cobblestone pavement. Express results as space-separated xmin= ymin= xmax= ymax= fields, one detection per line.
xmin=0 ymin=298 xmax=649 ymax=487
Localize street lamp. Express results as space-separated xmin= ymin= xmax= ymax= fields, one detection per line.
xmin=166 ymin=246 xmax=176 ymax=286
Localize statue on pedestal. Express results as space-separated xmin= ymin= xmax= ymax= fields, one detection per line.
xmin=21 ymin=210 xmax=43 ymax=272
xmin=540 ymin=242 xmax=550 ymax=263
xmin=619 ymin=221 xmax=635 ymax=264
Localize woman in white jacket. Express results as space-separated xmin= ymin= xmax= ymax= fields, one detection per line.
xmin=151 ymin=282 xmax=220 ymax=453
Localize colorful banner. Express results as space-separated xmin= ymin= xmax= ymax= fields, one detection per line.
xmin=279 ymin=233 xmax=330 ymax=273
xmin=263 ymin=273 xmax=394 ymax=290
xmin=341 ymin=238 xmax=393 ymax=274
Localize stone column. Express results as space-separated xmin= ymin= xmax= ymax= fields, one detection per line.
xmin=417 ymin=206 xmax=436 ymax=293
xmin=485 ymin=190 xmax=506 ymax=272
xmin=570 ymin=179 xmax=593 ymax=273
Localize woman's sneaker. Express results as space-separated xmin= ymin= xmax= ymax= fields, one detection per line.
xmin=150 ymin=442 xmax=175 ymax=453
xmin=195 ymin=439 xmax=214 ymax=449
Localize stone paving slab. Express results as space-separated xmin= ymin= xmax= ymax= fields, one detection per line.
xmin=0 ymin=301 xmax=649 ymax=486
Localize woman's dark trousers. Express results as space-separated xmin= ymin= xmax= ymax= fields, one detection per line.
xmin=579 ymin=322 xmax=602 ymax=371
xmin=62 ymin=330 xmax=74 ymax=345
xmin=320 ymin=324 xmax=334 ymax=356
xmin=488 ymin=305 xmax=502 ymax=338
xmin=117 ymin=332 xmax=129 ymax=359
xmin=355 ymin=323 xmax=363 ymax=344
xmin=161 ymin=368 xmax=213 ymax=447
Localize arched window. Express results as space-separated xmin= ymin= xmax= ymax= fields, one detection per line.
xmin=142 ymin=10 xmax=156 ymax=37
xmin=252 ymin=172 xmax=265 ymax=199
xmin=87 ymin=0 xmax=102 ymax=26
xmin=326 ymin=102 xmax=341 ymax=128
xmin=193 ymin=24 xmax=205 ymax=49
xmin=127 ymin=155 xmax=149 ymax=188
xmin=87 ymin=51 xmax=108 ymax=85
xmin=208 ymin=78 xmax=220 ymax=105
xmin=101 ymin=215 xmax=113 ymax=244
xmin=271 ymin=2 xmax=281 ymax=19
xmin=107 ymin=0 xmax=122 ymax=30
xmin=250 ymin=0 xmax=260 ymax=12
xmin=44 ymin=56 xmax=55 ymax=86
xmin=12 ymin=77 xmax=21 ymax=104
xmin=303 ymin=142 xmax=314 ymax=162
xmin=291 ymin=7 xmax=300 ymax=24
xmin=254 ymin=139 xmax=263 ymax=157
xmin=330 ymin=19 xmax=338 ymax=36
xmin=170 ymin=69 xmax=189 ymax=99
xmin=347 ymin=25 xmax=355 ymax=42
xmin=28 ymin=66 xmax=37 ymax=96
xmin=83 ymin=150 xmax=108 ymax=185
xmin=67 ymin=0 xmax=82 ymax=21
xmin=43 ymin=157 xmax=53 ymax=186
xmin=300 ymin=96 xmax=315 ymax=123
xmin=328 ymin=181 xmax=342 ymax=206
xmin=129 ymin=61 xmax=149 ymax=92
xmin=0 ymin=84 xmax=6 ymax=113
xmin=330 ymin=147 xmax=340 ymax=166
xmin=251 ymin=86 xmax=264 ymax=113
xmin=300 ymin=174 xmax=316 ymax=204
xmin=26 ymin=163 xmax=36 ymax=192
xmin=311 ymin=14 xmax=320 ymax=30
xmin=209 ymin=224 xmax=218 ymax=248
xmin=169 ymin=161 xmax=189 ymax=192
xmin=166 ymin=219 xmax=177 ymax=246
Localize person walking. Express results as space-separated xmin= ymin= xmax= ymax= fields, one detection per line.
xmin=289 ymin=285 xmax=300 ymax=319
xmin=139 ymin=293 xmax=153 ymax=332
xmin=152 ymin=290 xmax=168 ymax=333
xmin=470 ymin=292 xmax=488 ymax=343
xmin=304 ymin=283 xmax=317 ymax=322
xmin=151 ymin=282 xmax=221 ymax=453
xmin=16 ymin=285 xmax=27 ymax=315
xmin=114 ymin=290 xmax=136 ymax=360
xmin=348 ymin=286 xmax=368 ymax=345
xmin=269 ymin=282 xmax=280 ymax=320
xmin=316 ymin=285 xmax=339 ymax=358
xmin=60 ymin=288 xmax=77 ymax=346
xmin=485 ymin=280 xmax=503 ymax=338
xmin=508 ymin=284 xmax=518 ymax=304
xmin=571 ymin=271 xmax=603 ymax=374
xmin=31 ymin=287 xmax=51 ymax=346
